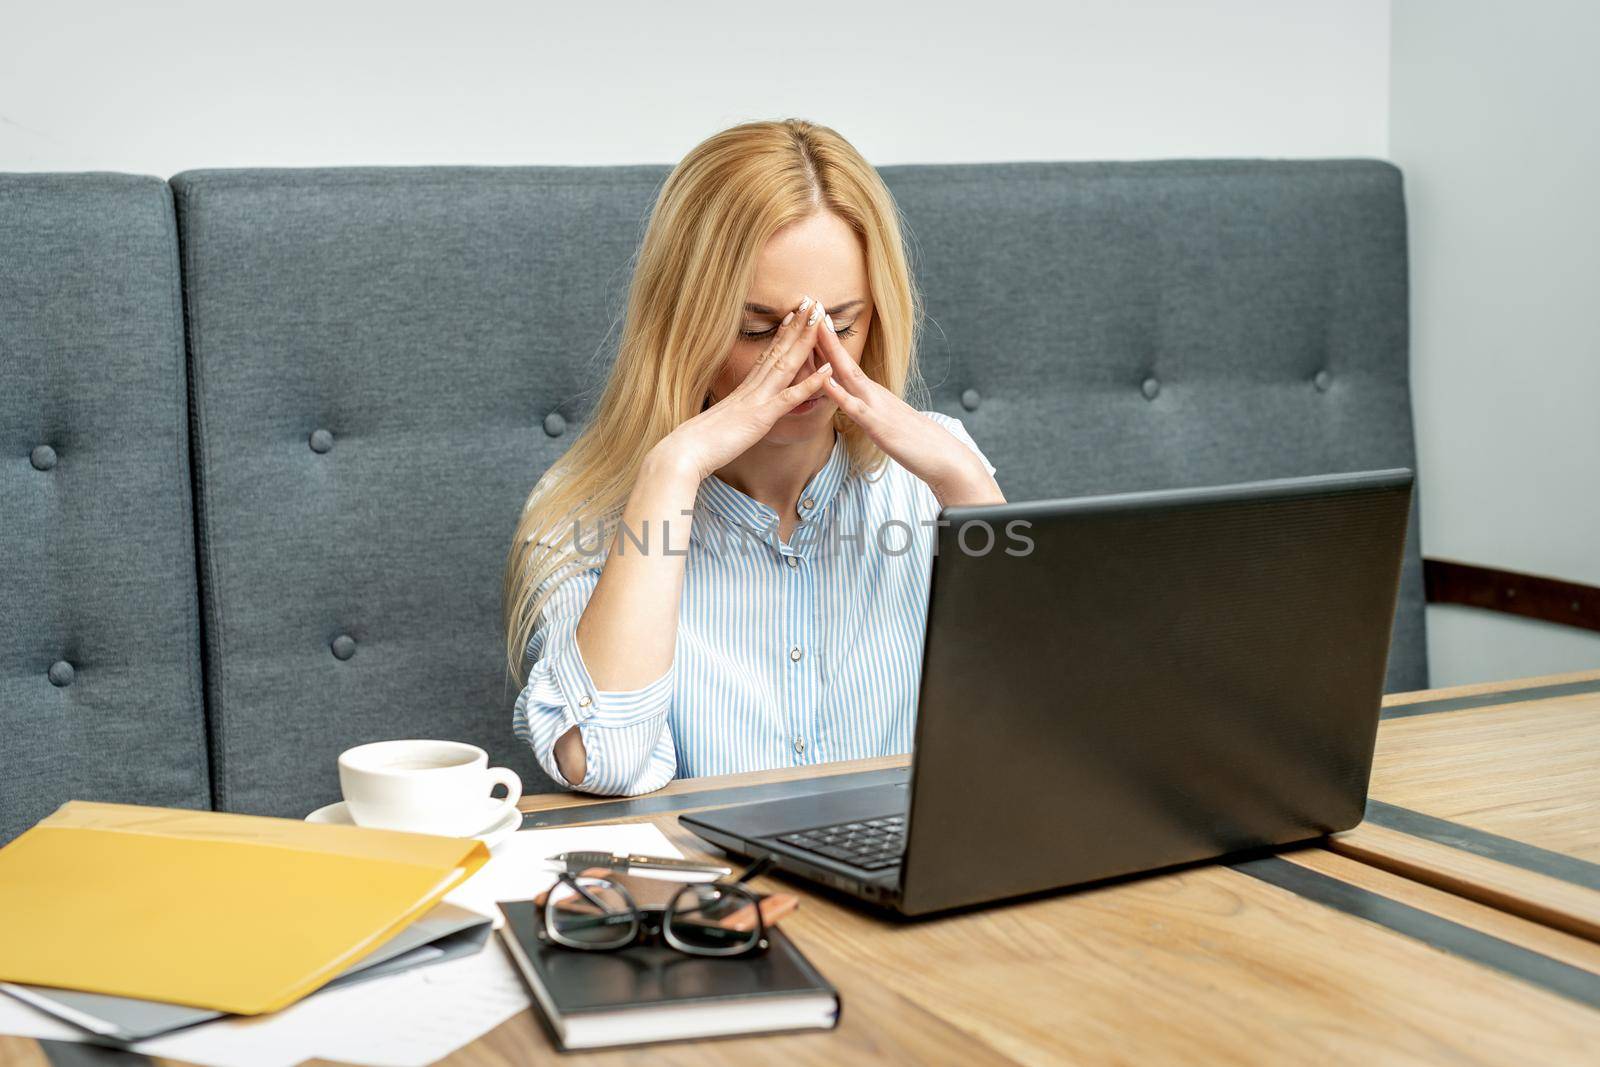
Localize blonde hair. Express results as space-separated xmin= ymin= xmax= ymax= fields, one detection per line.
xmin=503 ymin=117 xmax=923 ymax=685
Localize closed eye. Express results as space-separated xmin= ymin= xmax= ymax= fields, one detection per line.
xmin=741 ymin=322 xmax=857 ymax=340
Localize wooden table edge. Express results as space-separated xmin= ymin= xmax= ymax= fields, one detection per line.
xmin=6 ymin=671 xmax=1599 ymax=1067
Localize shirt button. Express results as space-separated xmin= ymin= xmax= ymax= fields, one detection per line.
xmin=793 ymin=736 xmax=805 ymax=754
xmin=577 ymin=695 xmax=592 ymax=707
xmin=801 ymin=497 xmax=815 ymax=510
xmin=785 ymin=555 xmax=799 ymax=569
xmin=789 ymin=646 xmax=803 ymax=662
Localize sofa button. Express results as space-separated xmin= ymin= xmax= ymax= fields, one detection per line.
xmin=309 ymin=428 xmax=335 ymax=453
xmin=31 ymin=445 xmax=57 ymax=471
xmin=960 ymin=388 xmax=981 ymax=412
xmin=1314 ymin=369 xmax=1333 ymax=392
xmin=48 ymin=660 xmax=74 ymax=687
xmin=331 ymin=634 xmax=357 ymax=660
xmin=1141 ymin=376 xmax=1161 ymax=400
xmin=543 ymin=412 xmax=567 ymax=437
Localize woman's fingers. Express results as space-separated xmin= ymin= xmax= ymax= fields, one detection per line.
xmin=754 ymin=296 xmax=824 ymax=396
xmin=815 ymin=315 xmax=875 ymax=424
xmin=754 ymin=300 xmax=803 ymax=368
xmin=729 ymin=311 xmax=794 ymax=400
xmin=730 ymin=298 xmax=801 ymax=394
xmin=815 ymin=314 xmax=869 ymax=387
xmin=736 ymin=296 xmax=808 ymax=397
xmin=820 ymin=372 xmax=868 ymax=422
xmin=771 ymin=362 xmax=833 ymax=410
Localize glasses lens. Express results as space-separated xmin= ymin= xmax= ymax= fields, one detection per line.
xmin=666 ymin=883 xmax=762 ymax=955
xmin=547 ymin=877 xmax=636 ymax=948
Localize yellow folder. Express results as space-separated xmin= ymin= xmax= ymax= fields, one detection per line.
xmin=0 ymin=801 xmax=489 ymax=1015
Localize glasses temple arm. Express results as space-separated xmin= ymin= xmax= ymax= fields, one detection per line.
xmin=733 ymin=854 xmax=776 ymax=885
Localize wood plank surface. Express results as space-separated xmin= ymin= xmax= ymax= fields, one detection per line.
xmin=420 ymin=818 xmax=1600 ymax=1067
xmin=1278 ymin=849 xmax=1600 ymax=975
xmin=1379 ymin=666 xmax=1600 ymax=708
xmin=1345 ymin=670 xmax=1600 ymax=942
xmin=1330 ymin=822 xmax=1600 ymax=942
xmin=0 ymin=1040 xmax=49 ymax=1067
xmin=6 ymin=672 xmax=1600 ymax=1067
xmin=470 ymin=671 xmax=1600 ymax=1062
xmin=1369 ymin=686 xmax=1600 ymax=859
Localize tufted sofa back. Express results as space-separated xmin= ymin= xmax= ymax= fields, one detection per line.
xmin=2 ymin=160 xmax=1423 ymax=837
xmin=169 ymin=167 xmax=667 ymax=815
xmin=1 ymin=175 xmax=210 ymax=843
xmin=886 ymin=160 xmax=1425 ymax=693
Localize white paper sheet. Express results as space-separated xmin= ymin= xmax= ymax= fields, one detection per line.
xmin=443 ymin=820 xmax=705 ymax=924
xmin=0 ymin=822 xmax=697 ymax=1067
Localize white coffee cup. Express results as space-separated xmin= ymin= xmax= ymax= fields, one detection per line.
xmin=338 ymin=739 xmax=522 ymax=837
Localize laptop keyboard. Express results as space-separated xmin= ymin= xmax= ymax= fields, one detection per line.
xmin=776 ymin=814 xmax=907 ymax=870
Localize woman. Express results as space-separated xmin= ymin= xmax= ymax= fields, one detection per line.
xmin=504 ymin=118 xmax=1003 ymax=796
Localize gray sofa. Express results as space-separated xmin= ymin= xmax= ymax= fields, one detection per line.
xmin=0 ymin=160 xmax=1424 ymax=845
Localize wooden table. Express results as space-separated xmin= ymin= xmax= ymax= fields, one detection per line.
xmin=4 ymin=671 xmax=1598 ymax=1066
xmin=1333 ymin=668 xmax=1600 ymax=943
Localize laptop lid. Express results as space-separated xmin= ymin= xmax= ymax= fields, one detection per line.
xmin=896 ymin=469 xmax=1413 ymax=915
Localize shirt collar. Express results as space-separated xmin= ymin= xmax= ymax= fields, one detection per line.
xmin=694 ymin=430 xmax=850 ymax=542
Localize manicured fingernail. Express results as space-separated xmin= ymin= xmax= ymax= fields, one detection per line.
xmin=781 ymin=310 xmax=795 ymax=326
xmin=808 ymin=300 xmax=824 ymax=325
xmin=797 ymin=296 xmax=812 ymax=313
xmin=825 ymin=313 xmax=836 ymax=333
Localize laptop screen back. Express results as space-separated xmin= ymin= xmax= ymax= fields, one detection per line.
xmin=898 ymin=470 xmax=1413 ymax=915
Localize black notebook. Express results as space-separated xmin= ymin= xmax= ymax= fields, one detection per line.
xmin=497 ymin=900 xmax=840 ymax=1051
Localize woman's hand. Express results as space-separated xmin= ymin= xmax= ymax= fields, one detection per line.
xmin=650 ymin=296 xmax=834 ymax=482
xmin=816 ymin=316 xmax=1004 ymax=508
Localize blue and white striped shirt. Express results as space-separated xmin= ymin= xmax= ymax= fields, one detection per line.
xmin=513 ymin=411 xmax=997 ymax=795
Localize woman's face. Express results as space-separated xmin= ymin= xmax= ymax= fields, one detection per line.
xmin=710 ymin=209 xmax=874 ymax=446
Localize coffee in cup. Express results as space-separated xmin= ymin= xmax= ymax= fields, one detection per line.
xmin=338 ymin=739 xmax=522 ymax=837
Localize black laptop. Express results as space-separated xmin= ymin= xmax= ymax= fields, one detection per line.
xmin=681 ymin=469 xmax=1414 ymax=916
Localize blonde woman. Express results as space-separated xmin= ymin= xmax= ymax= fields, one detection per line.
xmin=505 ymin=118 xmax=1003 ymax=796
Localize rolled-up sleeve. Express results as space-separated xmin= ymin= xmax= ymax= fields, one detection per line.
xmin=512 ymin=563 xmax=677 ymax=795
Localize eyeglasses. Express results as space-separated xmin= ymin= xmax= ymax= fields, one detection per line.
xmin=539 ymin=855 xmax=776 ymax=958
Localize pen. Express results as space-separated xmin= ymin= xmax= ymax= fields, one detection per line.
xmin=549 ymin=851 xmax=732 ymax=877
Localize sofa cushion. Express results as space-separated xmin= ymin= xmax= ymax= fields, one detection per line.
xmin=0 ymin=174 xmax=210 ymax=843
xmin=883 ymin=160 xmax=1426 ymax=692
xmin=171 ymin=166 xmax=669 ymax=815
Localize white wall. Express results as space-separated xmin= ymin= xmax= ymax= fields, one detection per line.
xmin=1 ymin=0 xmax=1391 ymax=173
xmin=1391 ymin=0 xmax=1600 ymax=685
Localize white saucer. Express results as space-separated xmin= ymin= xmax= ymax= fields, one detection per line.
xmin=305 ymin=800 xmax=522 ymax=850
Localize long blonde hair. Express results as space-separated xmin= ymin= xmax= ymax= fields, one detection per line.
xmin=503 ymin=117 xmax=923 ymax=685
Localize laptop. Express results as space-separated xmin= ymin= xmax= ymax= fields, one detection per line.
xmin=681 ymin=469 xmax=1414 ymax=916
